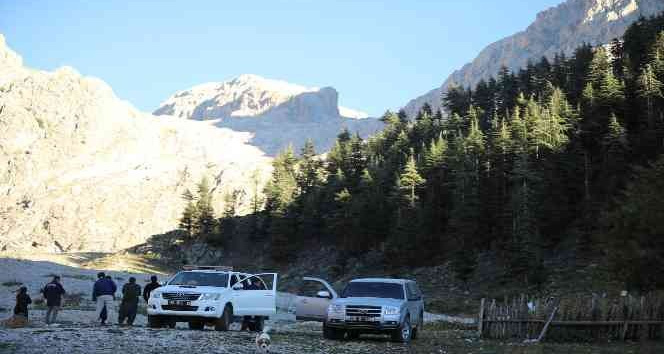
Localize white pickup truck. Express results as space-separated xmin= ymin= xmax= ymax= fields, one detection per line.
xmin=147 ymin=266 xmax=277 ymax=331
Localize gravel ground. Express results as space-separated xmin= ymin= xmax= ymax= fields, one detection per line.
xmin=0 ymin=321 xmax=420 ymax=354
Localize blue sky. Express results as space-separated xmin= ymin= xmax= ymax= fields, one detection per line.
xmin=1 ymin=0 xmax=563 ymax=116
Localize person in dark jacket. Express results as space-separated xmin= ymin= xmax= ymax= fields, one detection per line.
xmin=241 ymin=277 xmax=264 ymax=331
xmin=93 ymin=272 xmax=117 ymax=324
xmin=42 ymin=276 xmax=65 ymax=325
xmin=93 ymin=273 xmax=108 ymax=324
xmin=142 ymin=275 xmax=160 ymax=302
xmin=14 ymin=286 xmax=32 ymax=319
xmin=118 ymin=277 xmax=141 ymax=326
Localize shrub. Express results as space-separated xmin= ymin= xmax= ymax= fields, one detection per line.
xmin=1 ymin=280 xmax=22 ymax=287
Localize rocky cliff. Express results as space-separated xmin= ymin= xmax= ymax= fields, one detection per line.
xmin=403 ymin=0 xmax=664 ymax=117
xmin=154 ymin=74 xmax=383 ymax=155
xmin=0 ymin=35 xmax=272 ymax=253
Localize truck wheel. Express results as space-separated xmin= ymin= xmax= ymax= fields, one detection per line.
xmin=188 ymin=320 xmax=205 ymax=330
xmin=347 ymin=330 xmax=360 ymax=340
xmin=323 ymin=323 xmax=345 ymax=340
xmin=215 ymin=305 xmax=232 ymax=331
xmin=147 ymin=315 xmax=162 ymax=328
xmin=391 ymin=316 xmax=411 ymax=343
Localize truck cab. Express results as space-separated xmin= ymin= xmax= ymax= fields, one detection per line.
xmin=147 ymin=266 xmax=277 ymax=331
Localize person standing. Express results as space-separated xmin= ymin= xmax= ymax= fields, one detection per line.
xmin=93 ymin=272 xmax=117 ymax=325
xmin=118 ymin=277 xmax=141 ymax=326
xmin=142 ymin=275 xmax=160 ymax=302
xmin=14 ymin=286 xmax=32 ymax=319
xmin=42 ymin=276 xmax=65 ymax=325
xmin=241 ymin=278 xmax=262 ymax=331
xmin=93 ymin=273 xmax=107 ymax=324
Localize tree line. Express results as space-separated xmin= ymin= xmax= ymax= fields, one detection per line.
xmin=182 ymin=14 xmax=664 ymax=291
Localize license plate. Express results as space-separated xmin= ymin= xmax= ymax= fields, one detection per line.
xmin=347 ymin=316 xmax=376 ymax=322
xmin=168 ymin=300 xmax=191 ymax=306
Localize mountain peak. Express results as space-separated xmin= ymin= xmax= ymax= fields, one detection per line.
xmin=403 ymin=0 xmax=664 ymax=118
xmin=0 ymin=34 xmax=25 ymax=85
xmin=154 ymin=75 xmax=382 ymax=155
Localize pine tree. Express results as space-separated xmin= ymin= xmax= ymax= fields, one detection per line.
xmin=179 ymin=189 xmax=199 ymax=239
xmin=264 ymin=147 xmax=299 ymax=262
xmin=399 ymin=150 xmax=426 ymax=208
xmin=195 ymin=176 xmax=216 ymax=238
xmin=297 ymin=139 xmax=324 ymax=194
xmin=637 ymin=64 xmax=663 ymax=153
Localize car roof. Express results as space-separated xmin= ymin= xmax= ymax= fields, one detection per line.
xmin=350 ymin=278 xmax=411 ymax=285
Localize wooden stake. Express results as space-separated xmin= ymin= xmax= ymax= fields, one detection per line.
xmin=526 ymin=305 xmax=559 ymax=343
xmin=621 ymin=320 xmax=629 ymax=341
xmin=478 ymin=298 xmax=485 ymax=338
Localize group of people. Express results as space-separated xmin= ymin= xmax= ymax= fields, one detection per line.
xmin=13 ymin=275 xmax=66 ymax=325
xmin=12 ymin=273 xmax=161 ymax=327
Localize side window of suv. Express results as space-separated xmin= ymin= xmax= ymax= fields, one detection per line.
xmin=298 ymin=280 xmax=327 ymax=297
xmin=413 ymin=283 xmax=422 ymax=300
xmin=406 ymin=282 xmax=421 ymax=301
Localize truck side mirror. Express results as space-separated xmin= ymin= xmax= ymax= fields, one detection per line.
xmin=232 ymin=283 xmax=244 ymax=290
xmin=316 ymin=290 xmax=331 ymax=299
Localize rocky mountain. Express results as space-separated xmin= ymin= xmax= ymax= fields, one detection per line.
xmin=0 ymin=35 xmax=272 ymax=253
xmin=403 ymin=0 xmax=664 ymax=117
xmin=154 ymin=74 xmax=383 ymax=155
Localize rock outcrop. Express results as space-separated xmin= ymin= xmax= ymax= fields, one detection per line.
xmin=0 ymin=35 xmax=272 ymax=253
xmin=403 ymin=0 xmax=664 ymax=117
xmin=154 ymin=74 xmax=383 ymax=155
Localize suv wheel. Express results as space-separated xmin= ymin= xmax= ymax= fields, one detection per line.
xmin=188 ymin=320 xmax=205 ymax=330
xmin=391 ymin=316 xmax=411 ymax=343
xmin=215 ymin=305 xmax=232 ymax=331
xmin=323 ymin=323 xmax=345 ymax=340
xmin=147 ymin=315 xmax=162 ymax=328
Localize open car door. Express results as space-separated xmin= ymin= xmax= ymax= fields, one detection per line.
xmin=232 ymin=273 xmax=277 ymax=316
xmin=295 ymin=277 xmax=338 ymax=322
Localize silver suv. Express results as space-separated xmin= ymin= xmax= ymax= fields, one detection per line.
xmin=294 ymin=277 xmax=424 ymax=342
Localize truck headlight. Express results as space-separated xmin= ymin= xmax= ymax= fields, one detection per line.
xmin=151 ymin=292 xmax=162 ymax=299
xmin=327 ymin=304 xmax=345 ymax=314
xmin=200 ymin=293 xmax=221 ymax=301
xmin=383 ymin=306 xmax=400 ymax=315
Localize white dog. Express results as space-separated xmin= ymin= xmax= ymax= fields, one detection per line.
xmin=255 ymin=327 xmax=271 ymax=353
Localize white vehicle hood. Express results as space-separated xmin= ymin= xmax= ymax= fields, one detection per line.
xmin=157 ymin=285 xmax=230 ymax=294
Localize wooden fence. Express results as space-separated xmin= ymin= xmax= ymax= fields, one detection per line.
xmin=478 ymin=292 xmax=664 ymax=341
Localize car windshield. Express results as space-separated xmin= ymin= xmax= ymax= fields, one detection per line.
xmin=341 ymin=282 xmax=404 ymax=300
xmin=168 ymin=272 xmax=229 ymax=287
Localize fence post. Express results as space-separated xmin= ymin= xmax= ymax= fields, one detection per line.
xmin=478 ymin=298 xmax=485 ymax=338
xmin=621 ymin=321 xmax=629 ymax=341
xmin=535 ymin=306 xmax=559 ymax=342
